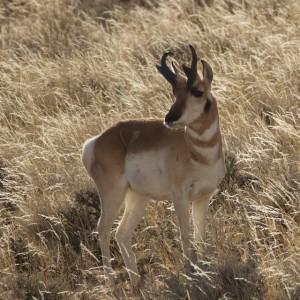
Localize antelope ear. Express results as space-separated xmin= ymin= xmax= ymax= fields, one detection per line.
xmin=171 ymin=61 xmax=186 ymax=82
xmin=201 ymin=60 xmax=213 ymax=85
xmin=170 ymin=61 xmax=179 ymax=74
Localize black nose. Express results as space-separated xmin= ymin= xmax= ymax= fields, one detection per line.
xmin=165 ymin=111 xmax=180 ymax=125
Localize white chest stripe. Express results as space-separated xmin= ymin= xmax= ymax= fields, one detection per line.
xmin=192 ymin=143 xmax=219 ymax=161
xmin=187 ymin=119 xmax=219 ymax=142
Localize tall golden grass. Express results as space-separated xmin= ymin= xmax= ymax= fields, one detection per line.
xmin=0 ymin=0 xmax=299 ymax=299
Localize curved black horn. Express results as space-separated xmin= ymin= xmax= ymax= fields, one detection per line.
xmin=189 ymin=44 xmax=197 ymax=70
xmin=156 ymin=51 xmax=177 ymax=86
xmin=182 ymin=44 xmax=198 ymax=87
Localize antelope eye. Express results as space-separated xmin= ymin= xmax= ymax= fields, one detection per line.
xmin=192 ymin=90 xmax=203 ymax=98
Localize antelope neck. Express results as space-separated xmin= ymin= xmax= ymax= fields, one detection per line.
xmin=185 ymin=116 xmax=220 ymax=164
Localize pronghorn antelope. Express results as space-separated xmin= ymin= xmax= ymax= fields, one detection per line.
xmin=82 ymin=45 xmax=225 ymax=287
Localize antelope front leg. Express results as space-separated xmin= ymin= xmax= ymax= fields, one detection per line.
xmin=173 ymin=196 xmax=194 ymax=271
xmin=192 ymin=196 xmax=210 ymax=249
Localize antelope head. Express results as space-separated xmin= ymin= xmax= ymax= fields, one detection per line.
xmin=156 ymin=45 xmax=214 ymax=128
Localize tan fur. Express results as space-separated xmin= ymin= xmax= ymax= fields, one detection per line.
xmin=82 ymin=49 xmax=226 ymax=288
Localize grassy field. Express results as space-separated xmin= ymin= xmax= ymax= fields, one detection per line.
xmin=0 ymin=0 xmax=299 ymax=299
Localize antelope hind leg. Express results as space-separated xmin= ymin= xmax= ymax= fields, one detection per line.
xmin=115 ymin=189 xmax=150 ymax=288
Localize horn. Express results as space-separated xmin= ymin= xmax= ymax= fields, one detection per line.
xmin=182 ymin=44 xmax=198 ymax=87
xmin=156 ymin=51 xmax=177 ymax=86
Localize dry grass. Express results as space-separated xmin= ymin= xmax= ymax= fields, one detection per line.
xmin=0 ymin=0 xmax=299 ymax=299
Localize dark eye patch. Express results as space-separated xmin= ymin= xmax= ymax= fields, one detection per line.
xmin=191 ymin=90 xmax=204 ymax=98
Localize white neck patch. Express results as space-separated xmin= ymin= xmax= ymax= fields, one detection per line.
xmin=186 ymin=118 xmax=219 ymax=142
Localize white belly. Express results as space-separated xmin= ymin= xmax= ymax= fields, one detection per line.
xmin=125 ymin=151 xmax=225 ymax=201
xmin=125 ymin=150 xmax=171 ymax=199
